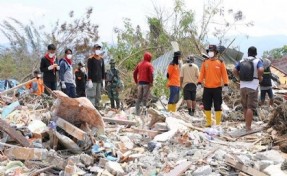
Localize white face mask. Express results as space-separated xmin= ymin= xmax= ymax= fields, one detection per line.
xmin=66 ymin=54 xmax=73 ymax=59
xmin=48 ymin=53 xmax=55 ymax=58
xmin=208 ymin=51 xmax=215 ymax=58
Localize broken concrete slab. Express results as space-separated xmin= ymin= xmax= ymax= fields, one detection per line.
xmin=54 ymin=131 xmax=81 ymax=153
xmin=4 ymin=147 xmax=48 ymax=160
xmin=263 ymin=164 xmax=287 ymax=176
xmin=105 ymin=161 xmax=124 ymax=176
xmin=0 ymin=118 xmax=31 ymax=147
xmin=254 ymin=150 xmax=285 ymax=164
xmin=192 ymin=165 xmax=212 ymax=176
xmin=154 ymin=129 xmax=178 ymax=142
xmin=103 ymin=117 xmax=136 ymax=126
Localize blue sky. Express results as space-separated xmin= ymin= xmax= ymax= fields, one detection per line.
xmin=0 ymin=0 xmax=286 ymax=56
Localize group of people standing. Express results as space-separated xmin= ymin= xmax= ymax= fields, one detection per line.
xmin=33 ymin=44 xmax=122 ymax=109
xmin=134 ymin=45 xmax=278 ymax=131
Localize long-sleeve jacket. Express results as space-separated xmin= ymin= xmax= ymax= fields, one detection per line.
xmin=59 ymin=58 xmax=75 ymax=84
xmin=198 ymin=59 xmax=229 ymax=88
xmin=87 ymin=55 xmax=105 ymax=83
xmin=133 ymin=53 xmax=154 ymax=84
xmin=26 ymin=78 xmax=44 ymax=96
xmin=40 ymin=56 xmax=58 ymax=82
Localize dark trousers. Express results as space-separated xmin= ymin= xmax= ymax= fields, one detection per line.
xmin=202 ymin=87 xmax=222 ymax=111
xmin=44 ymin=80 xmax=57 ymax=95
xmin=76 ymin=85 xmax=86 ymax=97
xmin=63 ymin=83 xmax=76 ymax=98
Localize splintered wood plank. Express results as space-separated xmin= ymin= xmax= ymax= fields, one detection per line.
xmin=164 ymin=161 xmax=192 ymax=176
xmin=103 ymin=117 xmax=136 ymax=126
xmin=0 ymin=118 xmax=30 ymax=147
xmin=225 ymin=157 xmax=268 ymax=176
xmin=55 ymin=117 xmax=88 ymax=141
xmin=228 ymin=127 xmax=263 ymax=138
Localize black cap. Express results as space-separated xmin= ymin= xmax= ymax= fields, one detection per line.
xmin=174 ymin=51 xmax=182 ymax=57
xmin=94 ymin=44 xmax=101 ymax=49
xmin=206 ymin=45 xmax=218 ymax=52
xmin=33 ymin=70 xmax=40 ymax=75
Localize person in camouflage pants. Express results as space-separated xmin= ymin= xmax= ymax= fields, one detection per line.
xmin=106 ymin=59 xmax=121 ymax=109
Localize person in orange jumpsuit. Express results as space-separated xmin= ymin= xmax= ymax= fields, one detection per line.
xmin=197 ymin=45 xmax=229 ymax=127
xmin=26 ymin=70 xmax=44 ymax=96
xmin=167 ymin=51 xmax=181 ymax=112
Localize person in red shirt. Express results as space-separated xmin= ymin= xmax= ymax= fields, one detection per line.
xmin=167 ymin=51 xmax=181 ymax=112
xmin=133 ymin=52 xmax=154 ymax=115
xmin=198 ymin=45 xmax=229 ymax=127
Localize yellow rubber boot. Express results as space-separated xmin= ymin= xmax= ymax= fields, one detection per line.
xmin=205 ymin=111 xmax=212 ymax=127
xmin=215 ymin=111 xmax=222 ymax=125
xmin=167 ymin=104 xmax=172 ymax=112
xmin=171 ymin=104 xmax=177 ymax=112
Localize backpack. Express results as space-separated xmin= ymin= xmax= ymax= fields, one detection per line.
xmin=239 ymin=58 xmax=256 ymax=81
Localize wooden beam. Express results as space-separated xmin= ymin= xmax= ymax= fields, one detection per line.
xmin=122 ymin=128 xmax=160 ymax=138
xmin=103 ymin=117 xmax=136 ymax=126
xmin=165 ymin=161 xmax=192 ymax=176
xmin=225 ymin=156 xmax=268 ymax=176
xmin=55 ymin=117 xmax=88 ymax=141
xmin=0 ymin=118 xmax=30 ymax=147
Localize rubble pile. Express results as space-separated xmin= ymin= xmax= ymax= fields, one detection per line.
xmin=0 ymin=85 xmax=287 ymax=175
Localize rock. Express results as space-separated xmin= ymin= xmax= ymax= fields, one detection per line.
xmin=99 ymin=158 xmax=108 ymax=168
xmin=264 ymin=164 xmax=287 ymax=176
xmin=254 ymin=150 xmax=284 ymax=164
xmin=281 ymin=159 xmax=287 ymax=170
xmin=186 ymin=149 xmax=198 ymax=156
xmin=119 ymin=136 xmax=134 ymax=149
xmin=279 ymin=142 xmax=287 ymax=153
xmin=192 ymin=165 xmax=212 ymax=176
xmin=105 ymin=161 xmax=124 ymax=176
xmin=154 ymin=129 xmax=178 ymax=142
xmin=192 ymin=150 xmax=202 ymax=161
xmin=153 ymin=123 xmax=169 ymax=131
xmin=80 ymin=154 xmax=94 ymax=166
xmin=254 ymin=160 xmax=274 ymax=171
xmin=165 ymin=117 xmax=188 ymax=132
xmin=213 ymin=150 xmax=227 ymax=160
xmin=167 ymin=152 xmax=178 ymax=161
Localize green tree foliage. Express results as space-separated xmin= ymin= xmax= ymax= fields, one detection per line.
xmin=263 ymin=45 xmax=287 ymax=59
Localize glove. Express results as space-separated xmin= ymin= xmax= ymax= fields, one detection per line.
xmin=197 ymin=84 xmax=202 ymax=90
xmin=61 ymin=81 xmax=66 ymax=89
xmin=48 ymin=65 xmax=54 ymax=70
xmin=87 ymin=80 xmax=93 ymax=88
xmin=222 ymin=86 xmax=228 ymax=92
xmin=80 ymin=67 xmax=86 ymax=73
xmin=102 ymin=80 xmax=105 ymax=89
xmin=29 ymin=88 xmax=34 ymax=93
xmin=56 ymin=66 xmax=60 ymax=70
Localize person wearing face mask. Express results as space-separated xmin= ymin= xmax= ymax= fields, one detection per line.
xmin=40 ymin=44 xmax=60 ymax=94
xmin=26 ymin=70 xmax=44 ymax=96
xmin=197 ymin=45 xmax=229 ymax=127
xmin=87 ymin=44 xmax=105 ymax=108
xmin=75 ymin=61 xmax=87 ymax=97
xmin=59 ymin=49 xmax=76 ymax=98
xmin=166 ymin=51 xmax=182 ymax=112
